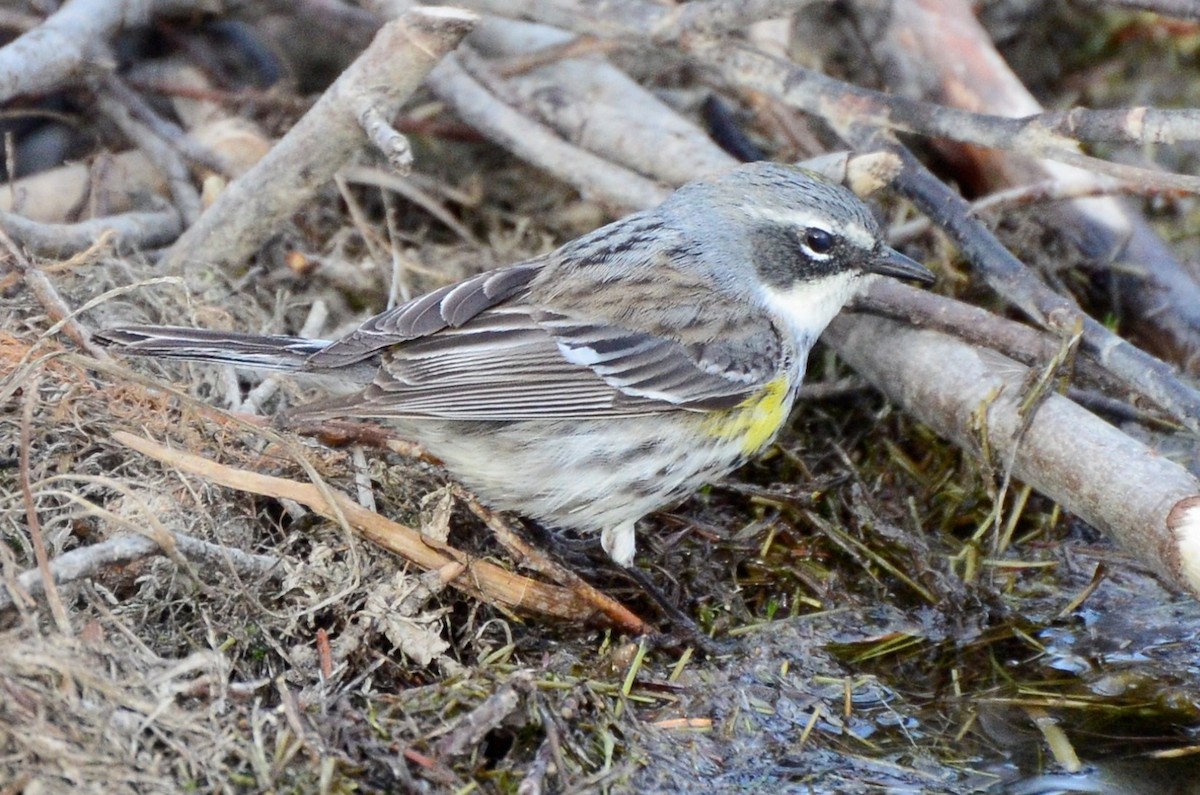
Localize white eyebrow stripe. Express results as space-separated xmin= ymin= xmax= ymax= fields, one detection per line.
xmin=745 ymin=206 xmax=876 ymax=249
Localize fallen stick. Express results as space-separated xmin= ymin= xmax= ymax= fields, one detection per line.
xmin=426 ymin=53 xmax=669 ymax=209
xmin=875 ymin=0 xmax=1200 ymax=377
xmin=0 ymin=0 xmax=218 ymax=103
xmin=111 ymin=431 xmax=650 ymax=633
xmin=163 ymin=6 xmax=477 ymax=271
xmin=0 ymin=532 xmax=283 ymax=613
xmin=465 ymin=16 xmax=736 ymax=185
xmin=365 ymin=6 xmax=1200 ymax=599
xmin=827 ymin=310 xmax=1200 ymax=598
xmin=0 ymin=206 xmax=181 ymax=257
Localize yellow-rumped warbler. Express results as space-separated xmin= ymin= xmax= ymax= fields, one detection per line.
xmin=96 ymin=162 xmax=933 ymax=566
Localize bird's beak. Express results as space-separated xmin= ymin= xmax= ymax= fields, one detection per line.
xmin=867 ymin=246 xmax=936 ymax=284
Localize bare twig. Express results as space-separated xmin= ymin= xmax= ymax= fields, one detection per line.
xmin=889 ymin=178 xmax=1184 ymax=246
xmin=0 ymin=0 xmax=222 ymax=104
xmin=162 ymin=7 xmax=477 ymax=271
xmin=850 ymin=280 xmax=1120 ymax=393
xmin=427 ymin=54 xmax=670 ymax=209
xmin=340 ymin=165 xmax=479 ymax=245
xmin=94 ymin=89 xmax=203 ymax=225
xmin=494 ymin=33 xmax=621 ymax=76
xmin=0 ymin=226 xmax=109 ymax=359
xmin=456 ymin=488 xmax=651 ymax=634
xmin=853 ymin=133 xmax=1200 ymax=436
xmin=464 ymin=18 xmax=736 ymax=185
xmin=0 ymin=206 xmax=181 ymax=256
xmin=111 ymin=431 xmax=651 ymax=633
xmin=99 ymin=72 xmax=233 ymax=177
xmin=0 ymin=531 xmax=283 ymax=613
xmin=827 ymin=311 xmax=1200 ymax=598
xmin=357 ymin=104 xmax=413 ymax=173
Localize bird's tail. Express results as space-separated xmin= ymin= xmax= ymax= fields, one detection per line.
xmin=94 ymin=326 xmax=331 ymax=372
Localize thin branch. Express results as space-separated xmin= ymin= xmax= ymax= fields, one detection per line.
xmin=465 ymin=17 xmax=736 ymax=186
xmin=162 ymin=7 xmax=478 ymax=271
xmin=0 ymin=226 xmax=110 ymax=359
xmin=0 ymin=531 xmax=283 ymax=613
xmin=854 ymin=132 xmax=1200 ymax=435
xmin=889 ymin=178 xmax=1184 ymax=246
xmin=111 ymin=431 xmax=651 ymax=633
xmin=850 ymin=281 xmax=1123 ymax=395
xmin=99 ymin=71 xmax=233 ymax=177
xmin=427 ymin=53 xmax=670 ymax=208
xmin=0 ymin=0 xmax=222 ymax=104
xmin=0 ymin=206 xmax=181 ymax=256
xmin=94 ymin=88 xmax=203 ymax=225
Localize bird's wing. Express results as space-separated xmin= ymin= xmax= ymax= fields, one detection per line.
xmin=291 ymin=296 xmax=785 ymax=422
xmin=302 ymin=261 xmax=545 ymax=369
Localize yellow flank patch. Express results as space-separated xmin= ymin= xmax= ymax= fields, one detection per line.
xmin=703 ymin=377 xmax=792 ymax=455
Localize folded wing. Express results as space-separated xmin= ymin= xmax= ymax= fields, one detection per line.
xmin=293 ymin=295 xmax=783 ymax=423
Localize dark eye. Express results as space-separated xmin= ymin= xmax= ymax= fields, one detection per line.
xmin=803 ymin=228 xmax=835 ymax=254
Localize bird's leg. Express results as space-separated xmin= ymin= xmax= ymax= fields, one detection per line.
xmin=616 ymin=563 xmax=736 ymax=655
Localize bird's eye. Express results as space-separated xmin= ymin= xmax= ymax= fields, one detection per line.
xmin=803 ymin=228 xmax=835 ymax=255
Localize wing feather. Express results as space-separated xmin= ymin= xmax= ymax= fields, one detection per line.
xmin=290 ymin=304 xmax=785 ymax=422
xmin=303 ymin=262 xmax=544 ymax=368
xmin=289 ymin=259 xmax=788 ymax=422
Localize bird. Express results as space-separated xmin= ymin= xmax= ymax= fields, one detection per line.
xmin=95 ymin=161 xmax=934 ymax=568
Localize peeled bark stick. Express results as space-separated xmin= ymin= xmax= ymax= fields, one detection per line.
xmin=0 ymin=0 xmax=219 ymax=103
xmin=853 ymin=131 xmax=1200 ymax=438
xmin=459 ymin=0 xmax=1200 ymax=191
xmin=827 ymin=309 xmax=1200 ymax=599
xmin=427 ymin=54 xmax=670 ymax=209
xmin=111 ymin=431 xmax=651 ymax=632
xmin=0 ymin=532 xmax=282 ymax=613
xmin=162 ymin=6 xmax=477 ymax=272
xmin=464 ymin=16 xmax=737 ymax=185
xmin=0 ymin=206 xmax=182 ymax=256
xmin=873 ymin=0 xmax=1200 ymax=375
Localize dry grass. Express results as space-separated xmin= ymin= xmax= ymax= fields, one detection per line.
xmin=5 ymin=8 xmax=1200 ymax=791
xmin=4 ymin=218 xmax=1197 ymax=791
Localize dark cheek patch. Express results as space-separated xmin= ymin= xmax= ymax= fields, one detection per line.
xmin=749 ymin=224 xmax=852 ymax=288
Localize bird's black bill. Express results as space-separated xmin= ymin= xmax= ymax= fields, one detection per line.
xmin=868 ymin=247 xmax=936 ymax=284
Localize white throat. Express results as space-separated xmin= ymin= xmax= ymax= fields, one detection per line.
xmin=761 ymin=271 xmax=869 ymax=350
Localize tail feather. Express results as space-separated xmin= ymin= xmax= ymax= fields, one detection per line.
xmin=94 ymin=326 xmax=332 ymax=372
